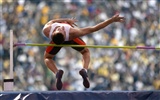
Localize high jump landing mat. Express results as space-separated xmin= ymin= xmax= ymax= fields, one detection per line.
xmin=0 ymin=90 xmax=160 ymax=100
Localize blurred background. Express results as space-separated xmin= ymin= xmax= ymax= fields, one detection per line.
xmin=0 ymin=0 xmax=160 ymax=91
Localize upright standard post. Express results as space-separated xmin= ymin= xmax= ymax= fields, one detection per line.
xmin=3 ymin=30 xmax=14 ymax=91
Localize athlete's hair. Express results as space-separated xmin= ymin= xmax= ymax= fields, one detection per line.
xmin=52 ymin=32 xmax=64 ymax=44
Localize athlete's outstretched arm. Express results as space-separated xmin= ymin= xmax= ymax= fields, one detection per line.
xmin=71 ymin=14 xmax=124 ymax=37
xmin=89 ymin=14 xmax=124 ymax=31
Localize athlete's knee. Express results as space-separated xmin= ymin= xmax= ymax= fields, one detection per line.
xmin=44 ymin=52 xmax=54 ymax=61
xmin=80 ymin=48 xmax=90 ymax=55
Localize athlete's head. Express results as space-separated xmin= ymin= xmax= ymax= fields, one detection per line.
xmin=52 ymin=26 xmax=65 ymax=44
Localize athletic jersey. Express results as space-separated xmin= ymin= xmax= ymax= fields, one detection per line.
xmin=43 ymin=22 xmax=71 ymax=41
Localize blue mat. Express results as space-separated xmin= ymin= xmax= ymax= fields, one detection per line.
xmin=0 ymin=91 xmax=160 ymax=100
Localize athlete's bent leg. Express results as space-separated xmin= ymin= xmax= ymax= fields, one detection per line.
xmin=44 ymin=51 xmax=63 ymax=90
xmin=44 ymin=51 xmax=59 ymax=74
xmin=79 ymin=48 xmax=90 ymax=88
xmin=80 ymin=48 xmax=90 ymax=70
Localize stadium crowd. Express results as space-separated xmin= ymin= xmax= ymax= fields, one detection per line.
xmin=1 ymin=0 xmax=160 ymax=91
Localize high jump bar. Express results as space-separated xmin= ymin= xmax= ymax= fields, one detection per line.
xmin=14 ymin=43 xmax=160 ymax=50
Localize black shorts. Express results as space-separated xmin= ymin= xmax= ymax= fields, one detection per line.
xmin=45 ymin=38 xmax=86 ymax=55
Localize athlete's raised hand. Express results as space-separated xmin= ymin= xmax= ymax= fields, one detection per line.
xmin=111 ymin=14 xmax=124 ymax=22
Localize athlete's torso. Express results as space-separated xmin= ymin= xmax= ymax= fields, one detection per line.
xmin=42 ymin=22 xmax=71 ymax=41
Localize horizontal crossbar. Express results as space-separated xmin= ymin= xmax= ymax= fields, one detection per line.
xmin=14 ymin=43 xmax=160 ymax=50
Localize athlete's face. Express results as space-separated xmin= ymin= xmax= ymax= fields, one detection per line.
xmin=53 ymin=26 xmax=65 ymax=36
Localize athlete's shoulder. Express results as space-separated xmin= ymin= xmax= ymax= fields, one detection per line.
xmin=42 ymin=25 xmax=51 ymax=34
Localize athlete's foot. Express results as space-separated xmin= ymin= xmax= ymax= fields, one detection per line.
xmin=79 ymin=69 xmax=90 ymax=88
xmin=56 ymin=70 xmax=64 ymax=90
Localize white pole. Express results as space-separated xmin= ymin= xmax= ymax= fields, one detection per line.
xmin=10 ymin=30 xmax=13 ymax=78
xmin=3 ymin=30 xmax=14 ymax=91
